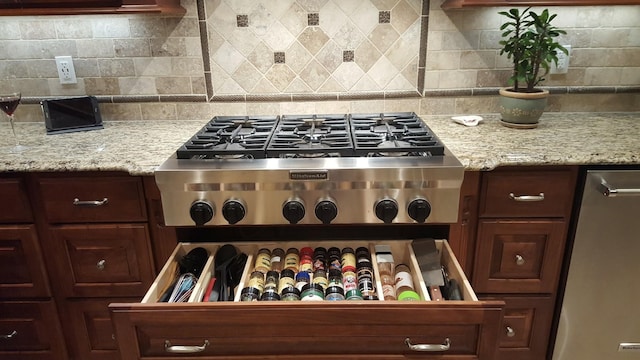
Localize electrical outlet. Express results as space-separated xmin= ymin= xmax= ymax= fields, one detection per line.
xmin=550 ymin=45 xmax=571 ymax=75
xmin=55 ymin=56 xmax=77 ymax=84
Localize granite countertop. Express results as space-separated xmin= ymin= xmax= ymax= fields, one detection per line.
xmin=1 ymin=112 xmax=639 ymax=175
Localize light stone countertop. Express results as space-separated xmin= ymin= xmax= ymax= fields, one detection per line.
xmin=1 ymin=112 xmax=639 ymax=176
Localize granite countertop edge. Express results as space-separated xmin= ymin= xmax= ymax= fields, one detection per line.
xmin=1 ymin=112 xmax=639 ymax=176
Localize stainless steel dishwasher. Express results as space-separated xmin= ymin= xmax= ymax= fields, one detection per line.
xmin=553 ymin=169 xmax=640 ymax=360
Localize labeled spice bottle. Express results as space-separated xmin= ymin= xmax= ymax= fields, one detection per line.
xmin=270 ymin=248 xmax=285 ymax=273
xmin=312 ymin=269 xmax=328 ymax=290
xmin=264 ymin=270 xmax=279 ymax=292
xmin=356 ymin=260 xmax=376 ymax=298
xmin=247 ymin=270 xmax=265 ymax=294
xmin=280 ymin=286 xmax=301 ymax=301
xmin=313 ymin=247 xmax=327 ymax=271
xmin=394 ymin=264 xmax=415 ymax=295
xmin=299 ymin=247 xmax=314 ymax=273
xmin=341 ymin=247 xmax=356 ymax=273
xmin=284 ymin=248 xmax=300 ymax=271
xmin=346 ymin=288 xmax=363 ymax=300
xmin=294 ymin=271 xmax=310 ymax=291
xmin=240 ymin=287 xmax=260 ymax=301
xmin=278 ymin=268 xmax=296 ymax=294
xmin=327 ymin=247 xmax=342 ymax=271
xmin=379 ymin=259 xmax=397 ymax=301
xmin=325 ymin=285 xmax=345 ymax=301
xmin=300 ymin=283 xmax=324 ymax=301
xmin=254 ymin=248 xmax=272 ymax=274
xmin=328 ymin=268 xmax=343 ymax=289
xmin=356 ymin=247 xmax=371 ymax=263
xmin=342 ymin=270 xmax=357 ymax=292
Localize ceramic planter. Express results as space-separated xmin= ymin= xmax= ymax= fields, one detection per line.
xmin=498 ymin=88 xmax=549 ymax=129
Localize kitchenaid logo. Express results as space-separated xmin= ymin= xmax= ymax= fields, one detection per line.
xmin=290 ymin=170 xmax=328 ymax=180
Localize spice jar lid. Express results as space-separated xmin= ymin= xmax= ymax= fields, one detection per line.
xmin=260 ymin=289 xmax=281 ymax=301
xmin=281 ymin=286 xmax=301 ymax=297
xmin=397 ymin=290 xmax=421 ymax=301
xmin=325 ymin=285 xmax=345 ymax=296
xmin=280 ymin=268 xmax=295 ymax=278
xmin=240 ymin=286 xmax=260 ymax=300
xmin=345 ymin=289 xmax=363 ymax=300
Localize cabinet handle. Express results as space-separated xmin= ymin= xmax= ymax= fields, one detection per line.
xmin=515 ymin=254 xmax=525 ymax=266
xmin=405 ymin=338 xmax=450 ymax=352
xmin=509 ymin=192 xmax=544 ymax=202
xmin=506 ymin=326 xmax=516 ymax=337
xmin=1 ymin=330 xmax=17 ymax=339
xmin=598 ymin=178 xmax=640 ymax=197
xmin=97 ymin=259 xmax=106 ymax=270
xmin=164 ymin=340 xmax=210 ymax=353
xmin=73 ymin=198 xmax=109 ymax=207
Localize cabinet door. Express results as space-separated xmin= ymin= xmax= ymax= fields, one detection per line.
xmin=47 ymin=224 xmax=155 ymax=297
xmin=0 ymin=177 xmax=32 ymax=223
xmin=0 ymin=225 xmax=50 ymax=298
xmin=473 ymin=220 xmax=566 ymax=293
xmin=0 ymin=300 xmax=67 ymax=359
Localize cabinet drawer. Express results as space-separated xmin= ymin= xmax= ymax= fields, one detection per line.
xmin=110 ymin=240 xmax=504 ymax=359
xmin=49 ymin=224 xmax=155 ymax=297
xmin=473 ymin=220 xmax=566 ymax=293
xmin=0 ymin=225 xmax=50 ymax=298
xmin=0 ymin=300 xmax=67 ymax=359
xmin=63 ymin=297 xmax=140 ymax=360
xmin=480 ymin=171 xmax=575 ymax=218
xmin=37 ymin=176 xmax=147 ymax=223
xmin=0 ymin=177 xmax=32 ymax=223
xmin=481 ymin=296 xmax=555 ymax=360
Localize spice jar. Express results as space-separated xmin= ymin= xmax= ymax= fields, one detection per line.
xmin=327 ymin=247 xmax=342 ymax=271
xmin=356 ymin=246 xmax=371 ymax=263
xmin=254 ymin=248 xmax=272 ymax=274
xmin=325 ymin=285 xmax=345 ymax=301
xmin=280 ymin=286 xmax=301 ymax=301
xmin=278 ymin=268 xmax=296 ymax=294
xmin=313 ymin=247 xmax=327 ymax=271
xmin=247 ymin=270 xmax=265 ymax=294
xmin=356 ymin=260 xmax=376 ymax=298
xmin=300 ymin=283 xmax=324 ymax=301
xmin=270 ymin=248 xmax=285 ymax=273
xmin=379 ymin=259 xmax=397 ymax=301
xmin=260 ymin=289 xmax=280 ymax=301
xmin=240 ymin=287 xmax=260 ymax=301
xmin=284 ymin=248 xmax=300 ymax=271
xmin=346 ymin=289 xmax=363 ymax=300
xmin=264 ymin=270 xmax=279 ymax=292
xmin=294 ymin=271 xmax=310 ymax=291
xmin=299 ymin=247 xmax=314 ymax=273
xmin=394 ymin=264 xmax=415 ymax=295
xmin=328 ymin=268 xmax=343 ymax=289
xmin=342 ymin=270 xmax=357 ymax=292
xmin=341 ymin=247 xmax=356 ymax=272
xmin=312 ymin=269 xmax=328 ymax=290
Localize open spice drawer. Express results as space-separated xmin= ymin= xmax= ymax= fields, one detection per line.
xmin=110 ymin=240 xmax=504 ymax=359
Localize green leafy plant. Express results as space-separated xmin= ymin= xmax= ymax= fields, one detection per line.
xmin=499 ymin=7 xmax=568 ymax=93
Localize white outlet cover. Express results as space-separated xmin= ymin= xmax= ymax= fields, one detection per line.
xmin=55 ymin=55 xmax=77 ymax=84
xmin=550 ymin=45 xmax=571 ymax=75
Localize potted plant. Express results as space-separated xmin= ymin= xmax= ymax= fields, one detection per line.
xmin=498 ymin=7 xmax=567 ymax=128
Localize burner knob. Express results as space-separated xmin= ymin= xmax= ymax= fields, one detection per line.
xmin=283 ymin=200 xmax=305 ymax=224
xmin=222 ymin=200 xmax=246 ymax=225
xmin=190 ymin=200 xmax=214 ymax=226
xmin=375 ymin=199 xmax=399 ymax=224
xmin=408 ymin=198 xmax=432 ymax=223
xmin=315 ymin=200 xmax=338 ymax=225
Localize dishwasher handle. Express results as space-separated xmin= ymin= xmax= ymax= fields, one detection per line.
xmin=598 ymin=178 xmax=640 ymax=197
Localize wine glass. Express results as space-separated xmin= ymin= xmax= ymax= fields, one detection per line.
xmin=0 ymin=92 xmax=28 ymax=152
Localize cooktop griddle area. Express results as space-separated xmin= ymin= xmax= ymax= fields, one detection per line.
xmin=157 ymin=112 xmax=463 ymax=227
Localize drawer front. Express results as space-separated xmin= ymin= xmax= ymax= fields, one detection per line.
xmin=0 ymin=225 xmax=50 ymax=298
xmin=49 ymin=224 xmax=155 ymax=297
xmin=0 ymin=300 xmax=67 ymax=359
xmin=111 ymin=303 xmax=503 ymax=359
xmin=480 ymin=171 xmax=575 ymax=218
xmin=63 ymin=298 xmax=139 ymax=360
xmin=0 ymin=177 xmax=32 ymax=223
xmin=38 ymin=176 xmax=146 ymax=223
xmin=481 ymin=296 xmax=555 ymax=360
xmin=473 ymin=220 xmax=566 ymax=294
xmin=111 ymin=240 xmax=504 ymax=359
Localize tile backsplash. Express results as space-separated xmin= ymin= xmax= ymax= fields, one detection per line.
xmin=0 ymin=0 xmax=638 ymax=120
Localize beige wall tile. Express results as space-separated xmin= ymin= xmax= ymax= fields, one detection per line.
xmin=141 ymin=103 xmax=177 ymax=120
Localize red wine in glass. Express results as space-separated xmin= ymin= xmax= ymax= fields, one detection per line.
xmin=0 ymin=92 xmax=27 ymax=152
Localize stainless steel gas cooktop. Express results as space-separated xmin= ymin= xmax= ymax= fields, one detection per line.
xmin=156 ymin=112 xmax=463 ymax=226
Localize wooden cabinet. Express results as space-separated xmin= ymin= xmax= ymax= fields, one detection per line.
xmin=110 ymin=240 xmax=504 ymax=359
xmin=0 ymin=0 xmax=184 ymax=15
xmin=32 ymin=172 xmax=156 ymax=360
xmin=472 ymin=167 xmax=578 ymax=360
xmin=0 ymin=175 xmax=67 ymax=359
xmin=442 ymin=0 xmax=640 ymax=9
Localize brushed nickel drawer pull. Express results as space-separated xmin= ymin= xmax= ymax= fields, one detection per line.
xmin=506 ymin=326 xmax=516 ymax=337
xmin=97 ymin=259 xmax=106 ymax=270
xmin=405 ymin=337 xmax=450 ymax=352
xmin=164 ymin=340 xmax=210 ymax=353
xmin=515 ymin=254 xmax=525 ymax=265
xmin=509 ymin=192 xmax=544 ymax=202
xmin=1 ymin=330 xmax=17 ymax=339
xmin=598 ymin=178 xmax=640 ymax=197
xmin=73 ymin=198 xmax=109 ymax=207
